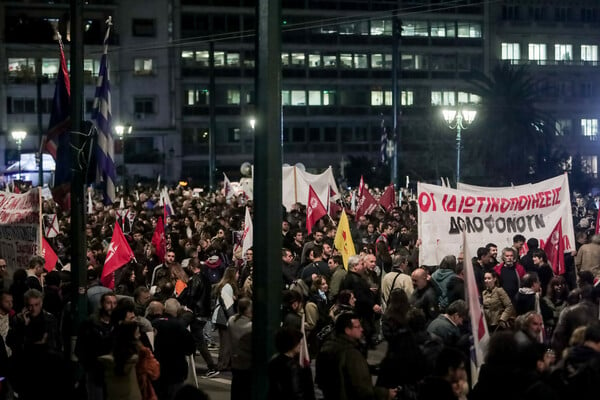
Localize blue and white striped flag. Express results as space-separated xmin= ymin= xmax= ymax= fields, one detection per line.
xmin=92 ymin=17 xmax=116 ymax=205
xmin=380 ymin=115 xmax=387 ymax=164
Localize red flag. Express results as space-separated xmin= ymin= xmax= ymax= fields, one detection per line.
xmin=544 ymin=219 xmax=565 ymax=275
xmin=355 ymin=189 xmax=378 ymax=221
xmin=306 ymin=185 xmax=327 ymax=235
xmin=378 ymin=183 xmax=396 ymax=212
xmin=329 ymin=201 xmax=342 ymax=217
xmin=152 ymin=216 xmax=167 ymax=263
xmin=596 ymin=209 xmax=600 ymax=235
xmin=358 ymin=175 xmax=365 ymax=197
xmin=41 ymin=237 xmax=58 ymax=272
xmin=101 ymin=222 xmax=135 ymax=288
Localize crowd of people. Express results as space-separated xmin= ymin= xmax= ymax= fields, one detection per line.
xmin=1 ymin=182 xmax=600 ymax=399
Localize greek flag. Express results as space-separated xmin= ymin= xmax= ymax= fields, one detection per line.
xmin=92 ymin=17 xmax=116 ymax=205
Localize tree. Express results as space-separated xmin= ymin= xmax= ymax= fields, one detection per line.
xmin=464 ymin=63 xmax=557 ymax=185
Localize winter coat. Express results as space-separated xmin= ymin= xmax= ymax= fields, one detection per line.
xmin=98 ymin=354 xmax=142 ymax=400
xmin=482 ymin=286 xmax=515 ymax=328
xmin=316 ymin=334 xmax=388 ymax=400
xmin=575 ymin=240 xmax=600 ymax=277
xmin=136 ymin=346 xmax=160 ymax=400
xmin=430 ymin=268 xmax=456 ymax=310
xmin=268 ymin=353 xmax=315 ymax=400
xmin=426 ymin=314 xmax=461 ymax=346
xmin=494 ymin=263 xmax=526 ymax=301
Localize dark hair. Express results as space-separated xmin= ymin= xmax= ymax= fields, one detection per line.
xmin=27 ymin=256 xmax=45 ymax=270
xmin=521 ymin=272 xmax=539 ymax=288
xmin=112 ymin=321 xmax=140 ymax=376
xmin=477 ymin=247 xmax=490 ymax=259
xmin=546 ymin=276 xmax=567 ymax=301
xmin=384 ymin=288 xmax=409 ymax=325
xmin=446 ymin=299 xmax=468 ymax=318
xmin=45 ymin=270 xmax=61 ymax=287
xmin=513 ymin=234 xmax=526 ymax=244
xmin=235 ymin=297 xmax=252 ymax=321
xmin=485 ymin=243 xmax=497 ymax=250
xmin=526 ymin=238 xmax=539 ymax=250
xmin=282 ymin=289 xmax=303 ymax=307
xmin=531 ymin=249 xmax=547 ymax=263
xmin=336 ymin=290 xmax=354 ymax=306
xmin=484 ymin=270 xmax=501 ymax=288
xmin=311 ymin=245 xmax=323 ymax=258
xmin=584 ymin=321 xmax=600 ymax=343
xmin=439 ymin=255 xmax=457 ymax=271
xmin=111 ymin=297 xmax=136 ymax=325
xmin=274 ymin=327 xmax=303 ymax=353
xmin=433 ymin=347 xmax=465 ymax=377
xmin=334 ymin=312 xmax=359 ymax=335
xmin=578 ymin=270 xmax=595 ymax=287
xmin=484 ymin=331 xmax=519 ymax=366
xmin=331 ymin=255 xmax=343 ymax=266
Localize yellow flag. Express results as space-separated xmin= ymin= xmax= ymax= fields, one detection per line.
xmin=334 ymin=209 xmax=356 ymax=270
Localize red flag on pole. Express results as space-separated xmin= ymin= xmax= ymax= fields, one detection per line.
xmin=101 ymin=222 xmax=135 ymax=288
xmin=355 ymin=189 xmax=378 ymax=221
xmin=306 ymin=185 xmax=327 ymax=235
xmin=41 ymin=237 xmax=58 ymax=272
xmin=378 ymin=183 xmax=396 ymax=212
xmin=544 ymin=219 xmax=565 ymax=275
xmin=152 ymin=215 xmax=167 ymax=263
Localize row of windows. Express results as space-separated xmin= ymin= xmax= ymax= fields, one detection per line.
xmin=502 ymin=5 xmax=600 ymax=23
xmin=182 ymin=50 xmax=480 ymax=72
xmin=6 ymin=97 xmax=156 ymax=116
xmin=501 ymin=43 xmax=599 ymax=64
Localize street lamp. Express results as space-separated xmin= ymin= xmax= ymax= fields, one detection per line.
xmin=11 ymin=130 xmax=27 ymax=180
xmin=442 ymin=108 xmax=476 ymax=184
xmin=114 ymin=124 xmax=132 ymax=193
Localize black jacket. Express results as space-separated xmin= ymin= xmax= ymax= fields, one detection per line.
xmin=183 ymin=270 xmax=212 ymax=318
xmin=152 ymin=315 xmax=195 ymax=384
xmin=268 ymin=353 xmax=315 ymax=400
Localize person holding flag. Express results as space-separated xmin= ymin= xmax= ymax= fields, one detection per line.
xmin=101 ymin=222 xmax=135 ymax=289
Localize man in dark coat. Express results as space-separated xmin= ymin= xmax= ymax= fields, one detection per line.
xmin=410 ymin=268 xmax=439 ymax=324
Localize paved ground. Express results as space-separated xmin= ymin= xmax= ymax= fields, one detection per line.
xmin=193 ymin=340 xmax=388 ymax=399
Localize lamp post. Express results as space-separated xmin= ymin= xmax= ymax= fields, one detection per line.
xmin=115 ymin=124 xmax=132 ymax=193
xmin=442 ymin=108 xmax=476 ymax=184
xmin=11 ymin=130 xmax=27 ymax=180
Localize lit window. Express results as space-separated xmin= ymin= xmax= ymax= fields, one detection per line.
xmin=340 ymin=54 xmax=353 ymax=68
xmin=339 ymin=21 xmax=368 ymax=35
xmin=323 ymin=54 xmax=337 ymax=68
xmin=581 ymin=119 xmax=598 ymax=139
xmin=291 ymin=53 xmax=305 ymax=66
xmin=555 ymin=119 xmax=571 ymax=136
xmin=309 ymin=53 xmax=321 ymax=68
xmin=401 ymin=90 xmax=414 ymax=106
xmin=226 ymin=53 xmax=240 ymax=67
xmin=430 ymin=22 xmax=455 ymax=37
xmin=501 ymin=43 xmax=520 ymax=64
xmin=402 ymin=21 xmax=428 ymax=37
xmin=371 ymin=54 xmax=392 ymax=69
xmin=370 ymin=19 xmax=392 ymax=36
xmin=457 ymin=92 xmax=481 ymax=104
xmin=281 ymin=52 xmax=290 ymax=66
xmin=134 ymin=58 xmax=153 ymax=75
xmin=226 ymin=90 xmax=240 ymax=105
xmin=291 ymin=90 xmax=306 ymax=105
xmin=581 ymin=155 xmax=598 ymax=177
xmin=528 ymin=43 xmax=547 ymax=65
xmin=195 ymin=51 xmax=210 ymax=66
xmin=402 ymin=54 xmax=427 ymax=70
xmin=581 ymin=45 xmax=598 ymax=62
xmin=457 ymin=22 xmax=482 ymax=38
xmin=555 ymin=44 xmax=573 ymax=61
xmin=186 ymin=89 xmax=209 ymax=105
xmin=355 ymin=54 xmax=368 ymax=68
xmin=181 ymin=51 xmax=194 ymax=59
xmin=431 ymin=91 xmax=455 ymax=106
xmin=214 ymin=51 xmax=225 ymax=66
xmin=281 ymin=90 xmax=290 ymax=106
xmin=371 ymin=91 xmax=385 ymax=106
xmin=308 ymin=90 xmax=321 ymax=106
xmin=41 ymin=58 xmax=59 ymax=78
xmin=323 ymin=90 xmax=335 ymax=105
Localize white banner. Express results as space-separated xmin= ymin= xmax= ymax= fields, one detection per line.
xmin=418 ymin=174 xmax=575 ymax=266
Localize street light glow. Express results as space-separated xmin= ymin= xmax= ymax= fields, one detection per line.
xmin=441 ymin=108 xmax=477 ymax=184
xmin=11 ymin=130 xmax=27 ymax=143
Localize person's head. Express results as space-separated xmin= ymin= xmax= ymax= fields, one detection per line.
xmin=578 ymin=270 xmax=595 ymax=288
xmin=336 ymin=289 xmax=355 ymax=307
xmin=484 ymin=267 xmax=502 ymax=287
xmin=313 ymin=231 xmax=324 ymax=244
xmin=513 ymin=234 xmax=526 ymax=250
xmin=335 ymin=312 xmax=363 ymax=341
xmin=145 ymin=300 xmax=165 ymax=318
xmin=24 ymin=289 xmax=43 ymax=318
xmin=27 ymin=256 xmax=45 ymax=277
xmin=518 ymin=311 xmax=543 ymax=339
xmin=293 ymin=230 xmax=304 ymax=243
xmin=362 ymin=253 xmax=376 ymax=271
xmin=237 ymin=297 xmax=252 ymax=318
xmin=526 ymin=237 xmax=539 ymax=251
xmin=433 ymin=347 xmax=467 ymax=384
xmin=100 ymin=292 xmax=118 ymax=317
xmin=310 ymin=245 xmax=323 ymax=261
xmin=165 ymin=250 xmax=176 ymax=265
xmin=411 ymin=268 xmax=429 ymax=290
xmin=245 ymin=248 xmax=253 ymax=263
xmin=112 ymin=297 xmax=137 ymax=324
xmin=0 ymin=258 xmax=7 ymax=277
xmin=322 ymin=241 xmax=333 ymax=258
xmin=521 ymin=272 xmax=541 ymax=292
xmin=164 ymin=298 xmax=181 ymax=317
xmin=134 ymin=286 xmax=151 ymax=306
xmin=546 ymin=276 xmax=567 ymax=299
xmin=501 ymin=247 xmax=515 ymax=265
xmin=328 ymin=255 xmax=342 ymax=271
xmin=477 ymin=247 xmax=491 ymax=264
xmin=439 ymin=255 xmax=457 ymax=272
xmin=282 ymin=289 xmax=303 ymax=312
xmin=312 ymin=275 xmax=328 ymax=293
xmin=382 ymin=222 xmax=394 ymax=235
xmin=0 ymin=290 xmax=13 ymax=315
xmin=274 ymin=327 xmax=303 ymax=355
xmin=446 ymin=299 xmax=468 ymax=326
xmin=282 ymin=248 xmax=294 ymax=264
xmin=486 ymin=243 xmax=498 ymax=259
xmin=531 ymin=249 xmax=547 ymax=265
xmin=347 ymin=254 xmax=363 ymax=273
xmin=282 ymin=220 xmax=290 ymax=233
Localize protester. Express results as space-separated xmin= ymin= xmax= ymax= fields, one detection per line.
xmin=212 ymin=266 xmax=238 ymax=371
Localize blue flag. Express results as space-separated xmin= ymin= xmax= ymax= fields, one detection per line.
xmin=92 ymin=18 xmax=116 ymax=205
xmin=44 ymin=37 xmax=71 ymax=210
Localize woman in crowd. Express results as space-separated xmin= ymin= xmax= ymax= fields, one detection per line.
xmin=531 ymin=249 xmax=554 ymax=297
xmin=542 ymin=275 xmax=569 ymax=339
xmin=482 ymin=270 xmax=515 ymax=332
xmin=115 ymin=266 xmax=137 ymax=297
xmin=305 ymin=275 xmax=331 ymax=357
xmin=212 ymin=266 xmax=239 ymax=371
xmin=328 ymin=289 xmax=356 ymax=321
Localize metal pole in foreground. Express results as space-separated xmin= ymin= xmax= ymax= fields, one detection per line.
xmin=456 ymin=118 xmax=462 ymax=184
xmin=69 ymin=0 xmax=88 ymax=346
xmin=391 ymin=15 xmax=400 ymax=188
xmin=252 ymin=0 xmax=282 ymax=398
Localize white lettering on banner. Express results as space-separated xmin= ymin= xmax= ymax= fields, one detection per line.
xmin=0 ymin=189 xmax=40 ymax=275
xmin=417 ymin=174 xmax=575 ymax=266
